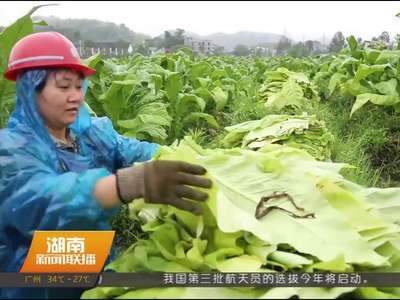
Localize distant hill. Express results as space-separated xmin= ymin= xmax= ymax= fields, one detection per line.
xmin=1 ymin=14 xmax=313 ymax=52
xmin=186 ymin=31 xmax=288 ymax=50
xmin=32 ymin=15 xmax=150 ymax=44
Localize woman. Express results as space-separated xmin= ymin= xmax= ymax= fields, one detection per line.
xmin=0 ymin=32 xmax=212 ymax=298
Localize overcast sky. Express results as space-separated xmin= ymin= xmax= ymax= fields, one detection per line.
xmin=1 ymin=1 xmax=400 ymax=41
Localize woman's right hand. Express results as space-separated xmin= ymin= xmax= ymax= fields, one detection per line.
xmin=116 ymin=160 xmax=213 ymax=215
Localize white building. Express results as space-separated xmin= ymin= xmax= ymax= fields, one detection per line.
xmin=184 ymin=37 xmax=222 ymax=55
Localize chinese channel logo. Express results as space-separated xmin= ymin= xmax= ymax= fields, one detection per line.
xmin=20 ymin=231 xmax=114 ymax=272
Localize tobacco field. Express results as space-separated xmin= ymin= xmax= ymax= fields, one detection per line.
xmin=2 ymin=8 xmax=400 ymax=299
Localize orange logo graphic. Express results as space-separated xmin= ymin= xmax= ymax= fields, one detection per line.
xmin=20 ymin=231 xmax=115 ymax=273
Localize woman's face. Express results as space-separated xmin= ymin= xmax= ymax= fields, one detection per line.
xmin=36 ymin=69 xmax=84 ymax=130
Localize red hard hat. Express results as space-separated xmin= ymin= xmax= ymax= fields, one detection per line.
xmin=4 ymin=31 xmax=96 ymax=81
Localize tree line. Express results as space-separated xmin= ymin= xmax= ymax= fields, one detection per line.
xmin=232 ymin=30 xmax=400 ymax=57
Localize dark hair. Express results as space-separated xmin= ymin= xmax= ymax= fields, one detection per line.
xmin=35 ymin=71 xmax=48 ymax=92
xmin=35 ymin=68 xmax=84 ymax=93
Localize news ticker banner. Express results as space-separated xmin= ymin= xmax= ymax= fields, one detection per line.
xmin=2 ymin=272 xmax=400 ymax=288
xmin=8 ymin=231 xmax=400 ymax=288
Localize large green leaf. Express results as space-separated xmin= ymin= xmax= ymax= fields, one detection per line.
xmin=317 ymin=179 xmax=391 ymax=232
xmin=117 ymin=102 xmax=172 ymax=143
xmin=189 ymin=61 xmax=213 ymax=85
xmin=354 ymin=64 xmax=387 ymax=82
xmin=374 ymin=79 xmax=398 ymax=96
xmin=265 ymin=79 xmax=304 ymax=110
xmin=353 ymin=185 xmax=400 ymax=225
xmin=365 ymin=49 xmax=381 ymax=65
xmin=350 ymin=93 xmax=400 ymax=117
xmin=183 ymin=112 xmax=219 ymax=129
xmin=151 ymin=74 xmax=163 ymax=95
xmin=0 ymin=4 xmax=51 ymax=72
xmin=343 ymin=79 xmax=373 ymax=97
xmin=194 ymin=87 xmax=213 ymax=103
xmin=82 ymin=52 xmax=103 ymax=69
xmin=165 ymin=72 xmax=183 ymax=102
xmin=375 ymin=50 xmax=400 ymax=64
xmin=347 ymin=35 xmax=357 ymax=52
xmin=211 ymin=86 xmax=228 ymax=111
xmin=269 ymin=250 xmax=313 ymax=268
xmin=118 ymin=114 xmax=170 ymax=129
xmin=100 ymin=81 xmax=136 ymax=121
xmin=196 ymin=77 xmax=211 ymax=88
xmin=159 ymin=138 xmax=388 ymax=266
xmin=328 ymin=73 xmax=347 ymax=96
xmin=161 ymin=56 xmax=176 ymax=72
xmin=176 ymin=93 xmax=206 ymax=117
xmin=243 ymin=118 xmax=309 ymax=146
xmin=223 ymin=114 xmax=333 ymax=160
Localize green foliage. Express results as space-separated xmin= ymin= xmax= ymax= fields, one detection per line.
xmin=222 ymin=113 xmax=334 ymax=160
xmin=109 ymin=205 xmax=148 ymax=256
xmin=259 ymin=67 xmax=320 ymax=112
xmin=81 ymin=52 xmax=279 ymax=145
xmin=84 ymin=138 xmax=400 ymax=299
xmin=0 ymin=5 xmax=48 ymax=128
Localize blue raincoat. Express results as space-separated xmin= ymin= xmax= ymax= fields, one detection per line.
xmin=0 ymin=70 xmax=159 ymax=299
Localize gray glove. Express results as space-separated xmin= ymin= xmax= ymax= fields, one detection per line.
xmin=116 ymin=160 xmax=213 ymax=215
